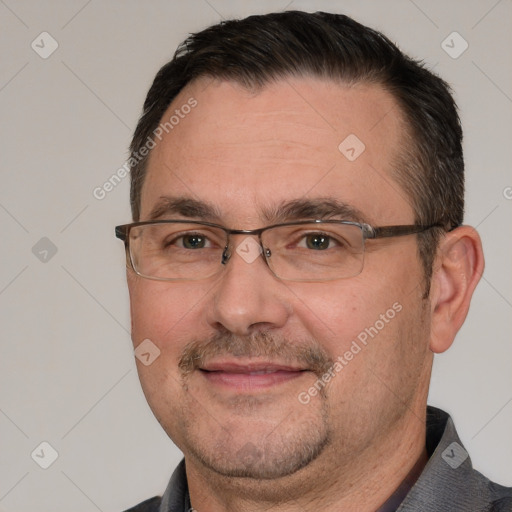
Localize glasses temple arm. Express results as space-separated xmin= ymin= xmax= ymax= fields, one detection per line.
xmin=369 ymin=223 xmax=446 ymax=239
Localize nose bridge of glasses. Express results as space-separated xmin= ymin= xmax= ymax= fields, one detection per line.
xmin=221 ymin=229 xmax=267 ymax=266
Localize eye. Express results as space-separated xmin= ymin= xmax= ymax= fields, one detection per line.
xmin=300 ymin=233 xmax=338 ymax=251
xmin=181 ymin=234 xmax=207 ymax=249
xmin=168 ymin=232 xmax=213 ymax=249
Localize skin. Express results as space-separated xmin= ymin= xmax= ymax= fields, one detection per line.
xmin=127 ymin=77 xmax=484 ymax=511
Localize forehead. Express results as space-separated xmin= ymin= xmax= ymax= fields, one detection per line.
xmin=141 ymin=77 xmax=414 ymax=227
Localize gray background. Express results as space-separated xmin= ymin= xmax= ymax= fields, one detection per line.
xmin=0 ymin=1 xmax=510 ymax=510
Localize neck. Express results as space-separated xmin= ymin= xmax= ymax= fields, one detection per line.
xmin=185 ymin=407 xmax=428 ymax=512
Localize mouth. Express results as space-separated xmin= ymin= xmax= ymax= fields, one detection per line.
xmin=199 ymin=360 xmax=308 ymax=391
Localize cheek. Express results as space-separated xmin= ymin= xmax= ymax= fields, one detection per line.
xmin=290 ymin=255 xmax=422 ymax=365
xmin=293 ymin=278 xmax=429 ymax=408
xmin=128 ymin=277 xmax=210 ymax=349
xmin=289 ymin=278 xmax=391 ymax=354
xmin=127 ymin=278 xmax=210 ymax=417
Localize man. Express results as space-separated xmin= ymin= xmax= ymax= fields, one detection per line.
xmin=115 ymin=11 xmax=511 ymax=512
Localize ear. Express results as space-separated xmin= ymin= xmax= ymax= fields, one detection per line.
xmin=429 ymin=226 xmax=485 ymax=353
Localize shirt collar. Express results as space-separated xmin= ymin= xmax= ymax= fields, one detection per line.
xmin=375 ymin=446 xmax=429 ymax=512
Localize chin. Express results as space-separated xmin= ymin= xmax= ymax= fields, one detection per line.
xmin=178 ymin=399 xmax=332 ymax=480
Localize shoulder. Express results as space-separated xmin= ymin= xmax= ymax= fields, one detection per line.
xmin=490 ymin=497 xmax=512 ymax=511
xmin=398 ymin=407 xmax=512 ymax=511
xmin=123 ymin=459 xmax=189 ymax=512
xmin=483 ymin=480 xmax=512 ymax=511
xmin=123 ymin=496 xmax=162 ymax=512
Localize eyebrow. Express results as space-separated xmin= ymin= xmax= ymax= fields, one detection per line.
xmin=147 ymin=196 xmax=368 ymax=225
xmin=148 ymin=196 xmax=223 ymax=222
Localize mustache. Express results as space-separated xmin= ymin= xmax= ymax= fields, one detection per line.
xmin=178 ymin=330 xmax=334 ymax=377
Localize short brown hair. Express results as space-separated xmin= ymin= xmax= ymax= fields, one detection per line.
xmin=129 ymin=11 xmax=464 ymax=293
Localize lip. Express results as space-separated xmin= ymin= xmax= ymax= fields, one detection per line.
xmin=199 ymin=359 xmax=307 ymax=391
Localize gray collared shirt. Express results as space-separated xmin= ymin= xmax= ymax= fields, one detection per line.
xmin=125 ymin=407 xmax=512 ymax=511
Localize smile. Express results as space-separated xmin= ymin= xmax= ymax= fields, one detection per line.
xmin=199 ymin=360 xmax=307 ymax=391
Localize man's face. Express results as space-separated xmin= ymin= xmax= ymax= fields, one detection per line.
xmin=127 ymin=77 xmax=433 ymax=482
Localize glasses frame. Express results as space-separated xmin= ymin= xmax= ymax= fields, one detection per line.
xmin=115 ymin=219 xmax=445 ymax=282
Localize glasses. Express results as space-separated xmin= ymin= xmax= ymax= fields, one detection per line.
xmin=115 ymin=219 xmax=443 ymax=283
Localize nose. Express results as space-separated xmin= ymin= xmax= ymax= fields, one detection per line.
xmin=206 ymin=236 xmax=291 ymax=336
